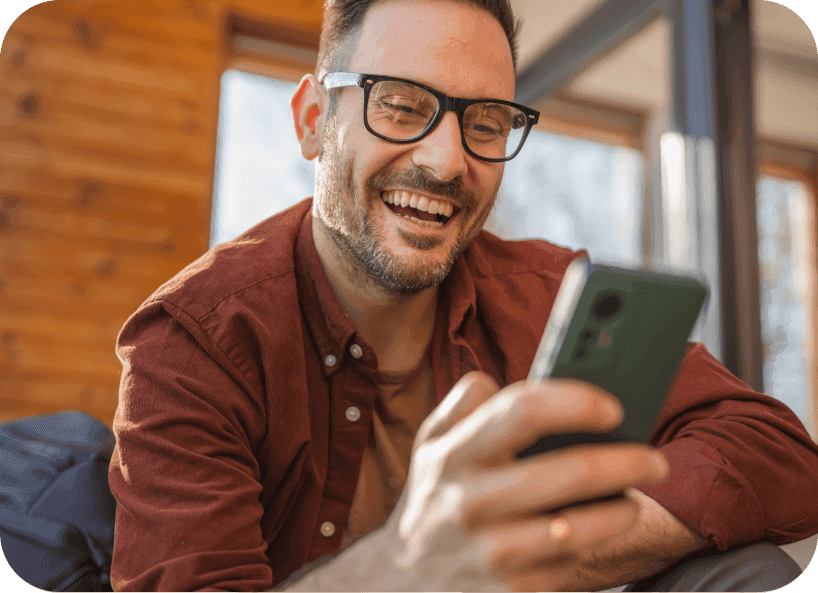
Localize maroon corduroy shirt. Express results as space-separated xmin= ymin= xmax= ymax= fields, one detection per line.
xmin=109 ymin=198 xmax=818 ymax=591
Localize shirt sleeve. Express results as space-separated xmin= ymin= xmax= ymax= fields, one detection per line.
xmin=639 ymin=342 xmax=818 ymax=551
xmin=109 ymin=300 xmax=273 ymax=591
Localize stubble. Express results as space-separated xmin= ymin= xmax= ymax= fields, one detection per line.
xmin=314 ymin=114 xmax=486 ymax=295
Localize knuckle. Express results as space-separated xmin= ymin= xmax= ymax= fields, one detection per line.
xmin=509 ymin=392 xmax=540 ymax=429
xmin=588 ymin=446 xmax=656 ymax=489
xmin=457 ymin=481 xmax=479 ymax=519
xmin=480 ymin=539 xmax=502 ymax=566
xmin=440 ymin=444 xmax=466 ymax=476
xmin=617 ymin=498 xmax=640 ymax=526
xmin=491 ymin=549 xmax=517 ymax=574
xmin=574 ymin=389 xmax=600 ymax=418
xmin=570 ymin=455 xmax=595 ymax=483
xmin=460 ymin=370 xmax=501 ymax=396
xmin=461 ymin=497 xmax=485 ymax=530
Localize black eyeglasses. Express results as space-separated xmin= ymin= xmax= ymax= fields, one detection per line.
xmin=322 ymin=72 xmax=540 ymax=162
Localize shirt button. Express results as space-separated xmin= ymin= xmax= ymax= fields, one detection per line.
xmin=320 ymin=521 xmax=335 ymax=537
xmin=345 ymin=406 xmax=361 ymax=422
xmin=349 ymin=343 xmax=363 ymax=359
xmin=324 ymin=354 xmax=337 ymax=367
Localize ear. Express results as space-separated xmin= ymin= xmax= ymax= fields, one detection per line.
xmin=291 ymin=74 xmax=326 ymax=161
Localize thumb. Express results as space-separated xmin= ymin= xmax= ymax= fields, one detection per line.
xmin=416 ymin=371 xmax=500 ymax=446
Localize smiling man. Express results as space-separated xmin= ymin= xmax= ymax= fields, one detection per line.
xmin=108 ymin=0 xmax=818 ymax=591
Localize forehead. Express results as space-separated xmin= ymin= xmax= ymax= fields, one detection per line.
xmin=347 ymin=0 xmax=515 ymax=101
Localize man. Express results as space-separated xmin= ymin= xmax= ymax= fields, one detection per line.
xmin=109 ymin=0 xmax=818 ymax=590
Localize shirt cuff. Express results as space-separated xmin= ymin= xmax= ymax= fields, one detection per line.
xmin=637 ymin=437 xmax=765 ymax=551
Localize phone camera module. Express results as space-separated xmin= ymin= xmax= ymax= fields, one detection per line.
xmin=592 ymin=292 xmax=622 ymax=322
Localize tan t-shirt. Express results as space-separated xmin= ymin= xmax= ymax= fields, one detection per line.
xmin=341 ymin=351 xmax=435 ymax=548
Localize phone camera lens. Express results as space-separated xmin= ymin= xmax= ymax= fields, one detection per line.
xmin=581 ymin=329 xmax=594 ymax=342
xmin=592 ymin=292 xmax=622 ymax=321
xmin=575 ymin=347 xmax=587 ymax=359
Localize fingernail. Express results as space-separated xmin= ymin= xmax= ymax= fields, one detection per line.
xmin=651 ymin=451 xmax=669 ymax=477
xmin=604 ymin=397 xmax=623 ymax=421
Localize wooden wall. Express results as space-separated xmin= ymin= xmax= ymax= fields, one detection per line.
xmin=0 ymin=0 xmax=322 ymax=426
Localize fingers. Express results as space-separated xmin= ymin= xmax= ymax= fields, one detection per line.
xmin=463 ymin=444 xmax=668 ymax=527
xmin=474 ymin=494 xmax=639 ymax=576
xmin=448 ymin=379 xmax=624 ymax=467
xmin=416 ymin=371 xmax=500 ymax=445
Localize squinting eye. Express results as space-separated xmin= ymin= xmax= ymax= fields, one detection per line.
xmin=376 ymin=96 xmax=434 ymax=119
xmin=473 ymin=124 xmax=501 ymax=135
xmin=382 ymin=101 xmax=418 ymax=114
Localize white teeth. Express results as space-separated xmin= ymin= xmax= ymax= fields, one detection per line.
xmin=380 ymin=190 xmax=455 ymax=221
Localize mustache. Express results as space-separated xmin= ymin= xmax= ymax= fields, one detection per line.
xmin=368 ymin=167 xmax=477 ymax=214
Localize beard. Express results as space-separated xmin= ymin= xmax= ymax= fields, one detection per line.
xmin=314 ymin=116 xmax=488 ymax=295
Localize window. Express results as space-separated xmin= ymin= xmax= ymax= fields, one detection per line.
xmin=757 ymin=176 xmax=816 ymax=434
xmin=486 ymin=129 xmax=644 ymax=266
xmin=211 ymin=70 xmax=315 ymax=248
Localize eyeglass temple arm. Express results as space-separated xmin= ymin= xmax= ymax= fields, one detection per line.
xmin=323 ymin=72 xmax=363 ymax=90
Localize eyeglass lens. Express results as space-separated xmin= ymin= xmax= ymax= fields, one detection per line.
xmin=367 ymin=80 xmax=528 ymax=160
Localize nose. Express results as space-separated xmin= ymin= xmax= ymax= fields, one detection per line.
xmin=411 ymin=111 xmax=468 ymax=182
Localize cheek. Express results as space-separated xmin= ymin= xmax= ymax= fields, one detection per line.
xmin=472 ymin=166 xmax=504 ymax=211
xmin=486 ymin=164 xmax=505 ymax=194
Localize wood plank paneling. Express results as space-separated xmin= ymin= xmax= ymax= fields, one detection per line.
xmin=0 ymin=255 xmax=182 ymax=310
xmin=8 ymin=14 xmax=221 ymax=70
xmin=0 ymin=168 xmax=207 ymax=220
xmin=0 ymin=0 xmax=325 ymax=426
xmin=1 ymin=335 xmax=123 ymax=379
xmin=0 ymin=236 xmax=194 ymax=286
xmin=0 ymin=309 xmax=129 ymax=348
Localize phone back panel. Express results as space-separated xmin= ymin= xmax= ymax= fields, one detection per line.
xmin=519 ymin=263 xmax=707 ymax=457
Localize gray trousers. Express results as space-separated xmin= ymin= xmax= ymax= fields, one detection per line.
xmin=623 ymin=541 xmax=803 ymax=592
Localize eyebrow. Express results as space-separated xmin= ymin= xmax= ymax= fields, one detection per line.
xmin=377 ymin=72 xmax=510 ymax=103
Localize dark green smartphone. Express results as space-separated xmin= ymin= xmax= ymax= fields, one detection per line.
xmin=518 ymin=257 xmax=708 ymax=458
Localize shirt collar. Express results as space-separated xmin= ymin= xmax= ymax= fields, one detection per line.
xmin=295 ymin=207 xmax=374 ymax=376
xmin=439 ymin=248 xmax=477 ymax=340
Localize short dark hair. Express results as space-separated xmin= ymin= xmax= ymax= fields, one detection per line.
xmin=316 ymin=0 xmax=521 ymax=80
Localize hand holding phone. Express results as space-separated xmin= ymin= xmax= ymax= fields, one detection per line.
xmin=519 ymin=257 xmax=708 ymax=458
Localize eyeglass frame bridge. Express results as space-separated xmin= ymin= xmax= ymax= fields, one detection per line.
xmin=321 ymin=72 xmax=540 ymax=163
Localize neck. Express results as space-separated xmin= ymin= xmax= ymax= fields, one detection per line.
xmin=312 ymin=216 xmax=438 ymax=375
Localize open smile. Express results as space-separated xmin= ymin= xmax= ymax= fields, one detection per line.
xmin=380 ymin=190 xmax=459 ymax=229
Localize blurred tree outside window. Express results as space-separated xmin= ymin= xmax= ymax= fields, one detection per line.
xmin=756 ymin=176 xmax=816 ymax=434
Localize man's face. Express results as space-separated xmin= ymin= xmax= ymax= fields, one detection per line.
xmin=313 ymin=0 xmax=516 ymax=294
